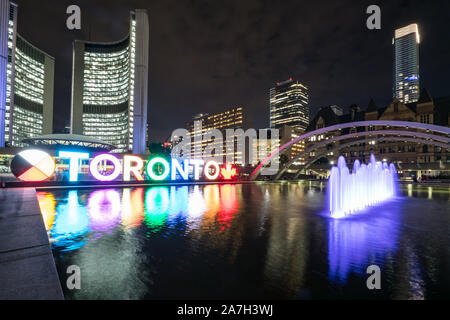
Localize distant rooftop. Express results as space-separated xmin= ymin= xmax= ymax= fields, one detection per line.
xmin=395 ymin=23 xmax=420 ymax=43
xmin=22 ymin=134 xmax=116 ymax=152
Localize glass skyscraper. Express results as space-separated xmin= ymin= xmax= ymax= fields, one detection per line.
xmin=393 ymin=24 xmax=420 ymax=104
xmin=0 ymin=0 xmax=54 ymax=147
xmin=71 ymin=10 xmax=149 ymax=154
xmin=270 ymin=78 xmax=309 ymax=131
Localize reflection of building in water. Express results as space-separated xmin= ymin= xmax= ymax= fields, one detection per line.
xmin=261 ymin=183 xmax=309 ymax=296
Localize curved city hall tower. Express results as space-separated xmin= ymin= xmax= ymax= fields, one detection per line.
xmin=0 ymin=1 xmax=54 ymax=147
xmin=71 ymin=10 xmax=149 ymax=154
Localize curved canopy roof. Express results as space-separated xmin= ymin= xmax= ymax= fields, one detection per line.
xmin=22 ymin=134 xmax=117 ymax=152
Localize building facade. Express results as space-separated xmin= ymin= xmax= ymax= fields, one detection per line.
xmin=252 ymin=125 xmax=306 ymax=170
xmin=306 ymin=90 xmax=450 ymax=174
xmin=393 ymin=24 xmax=420 ymax=104
xmin=270 ymin=78 xmax=309 ymax=131
xmin=185 ymin=107 xmax=244 ymax=164
xmin=0 ymin=0 xmax=54 ymax=148
xmin=71 ymin=9 xmax=149 ymax=154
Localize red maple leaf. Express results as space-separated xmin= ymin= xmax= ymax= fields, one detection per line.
xmin=221 ymin=164 xmax=237 ymax=180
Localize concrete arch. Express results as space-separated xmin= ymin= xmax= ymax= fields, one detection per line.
xmin=290 ymin=137 xmax=450 ymax=180
xmin=251 ymin=121 xmax=450 ymax=180
xmin=273 ymin=130 xmax=450 ymax=180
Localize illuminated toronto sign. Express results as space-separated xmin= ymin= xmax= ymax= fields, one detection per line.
xmin=10 ymin=149 xmax=238 ymax=183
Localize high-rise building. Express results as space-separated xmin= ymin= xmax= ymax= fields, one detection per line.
xmin=0 ymin=0 xmax=54 ymax=147
xmin=393 ymin=24 xmax=420 ymax=104
xmin=270 ymin=78 xmax=309 ymax=131
xmin=71 ymin=9 xmax=149 ymax=154
xmin=251 ymin=125 xmax=305 ymax=169
xmin=186 ymin=107 xmax=244 ymax=164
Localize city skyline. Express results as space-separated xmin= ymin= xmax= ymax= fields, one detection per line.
xmin=6 ymin=0 xmax=450 ymax=143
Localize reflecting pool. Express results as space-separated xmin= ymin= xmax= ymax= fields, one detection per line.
xmin=36 ymin=182 xmax=450 ymax=299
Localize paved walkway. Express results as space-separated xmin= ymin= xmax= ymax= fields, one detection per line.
xmin=0 ymin=188 xmax=63 ymax=300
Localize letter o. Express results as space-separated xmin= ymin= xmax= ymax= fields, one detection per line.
xmin=204 ymin=161 xmax=220 ymax=180
xmin=90 ymin=154 xmax=121 ymax=181
xmin=146 ymin=157 xmax=170 ymax=181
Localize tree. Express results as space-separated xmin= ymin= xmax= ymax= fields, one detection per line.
xmin=280 ymin=154 xmax=289 ymax=166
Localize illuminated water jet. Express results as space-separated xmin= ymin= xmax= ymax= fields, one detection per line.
xmin=328 ymin=154 xmax=397 ymax=218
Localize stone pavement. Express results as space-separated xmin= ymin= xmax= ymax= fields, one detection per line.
xmin=0 ymin=188 xmax=63 ymax=299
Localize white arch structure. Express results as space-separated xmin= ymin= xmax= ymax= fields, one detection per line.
xmin=292 ymin=137 xmax=449 ymax=180
xmin=251 ymin=121 xmax=450 ymax=181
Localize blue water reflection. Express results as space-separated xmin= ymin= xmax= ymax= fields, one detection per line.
xmin=50 ymin=191 xmax=89 ymax=251
xmin=327 ymin=201 xmax=401 ymax=282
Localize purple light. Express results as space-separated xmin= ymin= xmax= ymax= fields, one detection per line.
xmin=88 ymin=189 xmax=121 ymax=232
xmin=328 ymin=154 xmax=397 ymax=218
xmin=328 ymin=205 xmax=400 ymax=282
xmin=90 ymin=154 xmax=121 ymax=182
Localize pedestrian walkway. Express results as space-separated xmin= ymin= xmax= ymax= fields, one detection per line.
xmin=0 ymin=188 xmax=63 ymax=300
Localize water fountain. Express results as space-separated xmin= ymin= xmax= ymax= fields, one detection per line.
xmin=328 ymin=154 xmax=397 ymax=218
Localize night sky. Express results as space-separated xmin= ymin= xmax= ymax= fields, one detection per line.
xmin=12 ymin=0 xmax=450 ymax=142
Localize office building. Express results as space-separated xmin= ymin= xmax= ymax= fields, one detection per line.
xmin=270 ymin=78 xmax=309 ymax=131
xmin=0 ymin=0 xmax=54 ymax=147
xmin=393 ymin=24 xmax=420 ymax=104
xmin=252 ymin=125 xmax=305 ymax=170
xmin=71 ymin=9 xmax=149 ymax=154
xmin=186 ymin=107 xmax=244 ymax=164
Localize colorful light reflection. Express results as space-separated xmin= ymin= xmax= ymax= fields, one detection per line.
xmin=38 ymin=185 xmax=242 ymax=252
xmin=50 ymin=190 xmax=90 ymax=251
xmin=217 ymin=184 xmax=239 ymax=232
xmin=88 ymin=189 xmax=122 ymax=232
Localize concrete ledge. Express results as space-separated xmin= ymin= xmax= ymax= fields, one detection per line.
xmin=0 ymin=188 xmax=64 ymax=300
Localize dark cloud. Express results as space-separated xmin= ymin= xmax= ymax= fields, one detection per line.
xmin=12 ymin=0 xmax=450 ymax=141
